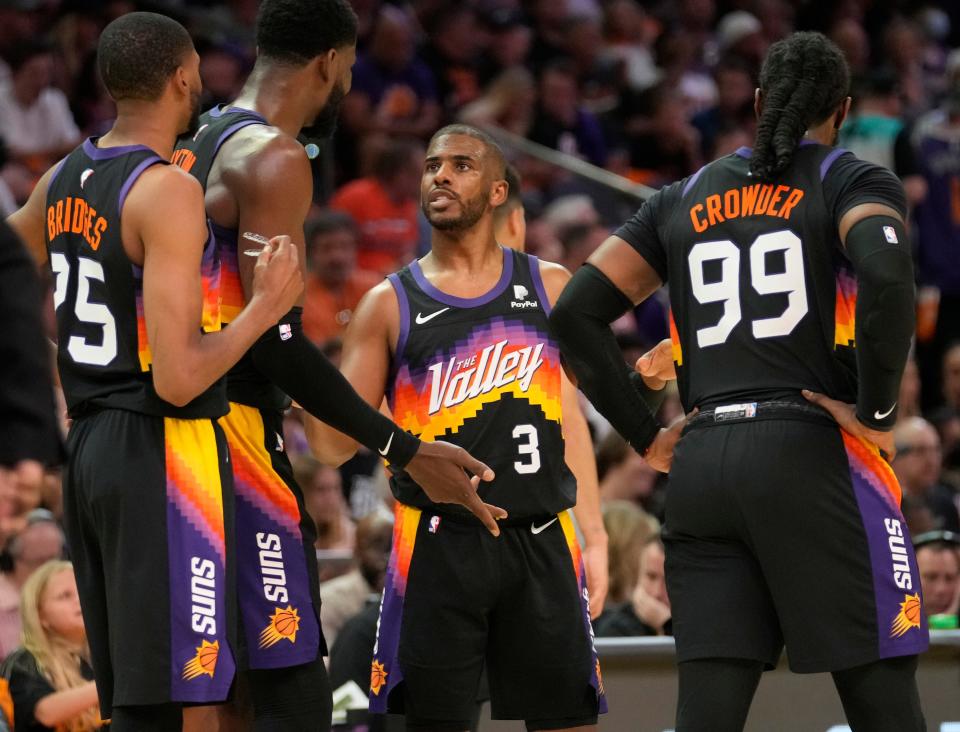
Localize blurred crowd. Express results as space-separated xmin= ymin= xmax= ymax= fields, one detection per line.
xmin=2 ymin=0 xmax=960 ymax=728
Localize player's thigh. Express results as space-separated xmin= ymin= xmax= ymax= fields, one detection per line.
xmin=665 ymin=427 xmax=783 ymax=667
xmin=487 ymin=515 xmax=600 ymax=723
xmin=733 ymin=420 xmax=929 ymax=671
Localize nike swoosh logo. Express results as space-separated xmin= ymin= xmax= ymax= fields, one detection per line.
xmin=530 ymin=517 xmax=558 ymax=535
xmin=415 ymin=308 xmax=450 ymax=325
xmin=378 ymin=432 xmax=394 ymax=457
xmin=874 ymin=403 xmax=897 ymax=420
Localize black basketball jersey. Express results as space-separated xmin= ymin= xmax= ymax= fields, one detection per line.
xmin=616 ymin=142 xmax=908 ymax=411
xmin=173 ymin=105 xmax=289 ymax=411
xmin=387 ymin=248 xmax=576 ymax=517
xmin=46 ymin=138 xmax=226 ymax=418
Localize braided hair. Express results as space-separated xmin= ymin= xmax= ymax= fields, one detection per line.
xmin=750 ymin=32 xmax=850 ymax=180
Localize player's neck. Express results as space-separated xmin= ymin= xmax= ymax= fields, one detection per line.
xmin=426 ymin=229 xmax=502 ymax=276
xmin=803 ymin=119 xmax=840 ymax=147
xmin=99 ymin=105 xmax=180 ymax=159
xmin=233 ymin=67 xmax=308 ymax=137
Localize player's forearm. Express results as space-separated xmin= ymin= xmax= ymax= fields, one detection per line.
xmin=152 ymin=295 xmax=276 ymax=406
xmin=33 ymin=681 xmax=98 ymax=727
xmin=846 ymin=216 xmax=915 ymax=430
xmin=551 ymin=264 xmax=660 ymax=454
xmin=250 ymin=308 xmax=420 ymax=468
xmin=562 ymin=385 xmax=606 ymax=545
xmin=303 ymin=413 xmax=360 ymax=467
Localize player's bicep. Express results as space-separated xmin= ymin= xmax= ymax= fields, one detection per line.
xmin=337 ymin=283 xmax=397 ymax=408
xmin=232 ymin=146 xmax=312 ymax=307
xmin=586 ymin=235 xmax=663 ymax=305
xmin=135 ymin=173 xmax=208 ymax=367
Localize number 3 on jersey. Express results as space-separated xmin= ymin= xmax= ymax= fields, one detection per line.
xmin=513 ymin=424 xmax=541 ymax=474
xmin=51 ymin=252 xmax=118 ymax=366
xmin=688 ymin=229 xmax=808 ymax=348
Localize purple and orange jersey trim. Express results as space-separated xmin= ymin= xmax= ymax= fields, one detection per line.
xmin=559 ymin=511 xmax=608 ymax=711
xmin=369 ymin=503 xmax=423 ymax=710
xmin=219 ymin=403 xmax=300 ymax=538
xmin=842 ymin=431 xmax=901 ymax=508
xmin=834 ymin=267 xmax=857 ymax=348
xmin=669 ymin=309 xmax=683 ymax=366
xmin=217 ymin=231 xmax=245 ymax=324
xmin=163 ymin=417 xmax=235 ymax=702
xmin=390 ymin=318 xmax=562 ymax=442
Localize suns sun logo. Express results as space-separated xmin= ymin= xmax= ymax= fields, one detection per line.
xmin=370 ymin=660 xmax=388 ymax=695
xmin=258 ymin=606 xmax=301 ymax=648
xmin=182 ymin=639 xmax=219 ymax=680
xmin=891 ymin=593 xmax=922 ymax=638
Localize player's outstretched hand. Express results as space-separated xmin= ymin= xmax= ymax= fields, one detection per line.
xmin=252 ymin=235 xmax=303 ymax=321
xmin=635 ymin=338 xmax=676 ymax=390
xmin=405 ymin=441 xmax=507 ymax=536
xmin=802 ymin=390 xmax=896 ymax=460
xmin=643 ymin=409 xmax=696 ymax=473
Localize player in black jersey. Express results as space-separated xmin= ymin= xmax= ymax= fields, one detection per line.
xmin=6 ymin=12 xmax=303 ymax=732
xmin=552 ymin=32 xmax=926 ymax=732
xmin=306 ymin=124 xmax=680 ymax=731
xmin=171 ymin=2 xmax=500 ymax=730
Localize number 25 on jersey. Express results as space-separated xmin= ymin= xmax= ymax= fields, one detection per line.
xmin=688 ymin=229 xmax=808 ymax=348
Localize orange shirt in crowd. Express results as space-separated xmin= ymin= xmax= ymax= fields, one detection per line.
xmin=302 ymin=269 xmax=383 ymax=345
xmin=329 ymin=178 xmax=419 ymax=275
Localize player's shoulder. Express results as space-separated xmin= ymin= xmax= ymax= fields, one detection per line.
xmin=532 ymin=256 xmax=572 ymax=304
xmin=219 ymin=125 xmax=311 ymax=186
xmin=132 ymin=161 xmax=203 ymax=200
xmin=821 ymin=147 xmax=901 ymax=188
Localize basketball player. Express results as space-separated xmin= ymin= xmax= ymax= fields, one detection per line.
xmin=306 ymin=124 xmax=682 ymax=731
xmin=7 ymin=13 xmax=303 ymax=731
xmin=171 ymin=2 xmax=499 ymax=729
xmin=551 ymin=32 xmax=927 ymax=731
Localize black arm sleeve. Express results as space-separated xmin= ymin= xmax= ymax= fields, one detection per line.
xmin=550 ymin=264 xmax=661 ymax=454
xmin=250 ymin=308 xmax=420 ymax=468
xmin=0 ymin=222 xmax=63 ymax=467
xmin=845 ymin=216 xmax=915 ymax=431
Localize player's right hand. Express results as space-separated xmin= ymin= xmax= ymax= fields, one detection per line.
xmin=802 ymin=390 xmax=896 ymax=460
xmin=404 ymin=441 xmax=507 ymax=536
xmin=643 ymin=409 xmax=696 ymax=473
xmin=635 ymin=338 xmax=676 ymax=390
xmin=252 ymin=235 xmax=303 ymax=321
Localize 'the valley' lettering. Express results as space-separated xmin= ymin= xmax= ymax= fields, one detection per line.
xmin=427 ymin=340 xmax=544 ymax=415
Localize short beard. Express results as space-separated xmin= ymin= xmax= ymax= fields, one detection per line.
xmin=423 ymin=194 xmax=488 ymax=232
xmin=301 ymin=81 xmax=346 ymax=141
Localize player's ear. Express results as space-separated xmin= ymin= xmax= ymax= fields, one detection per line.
xmin=754 ymin=88 xmax=762 ymax=120
xmin=834 ymin=96 xmax=852 ymax=129
xmin=312 ymin=49 xmax=337 ymax=87
xmin=490 ymin=178 xmax=508 ymax=207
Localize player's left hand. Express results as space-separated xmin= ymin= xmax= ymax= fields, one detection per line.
xmin=643 ymin=409 xmax=696 ymax=473
xmin=802 ymin=390 xmax=896 ymax=460
xmin=635 ymin=338 xmax=676 ymax=390
xmin=581 ymin=540 xmax=609 ymax=619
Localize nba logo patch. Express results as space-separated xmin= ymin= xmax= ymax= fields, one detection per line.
xmin=278 ymin=324 xmax=292 ymax=341
xmin=428 ymin=515 xmax=441 ymax=534
xmin=883 ymin=225 xmax=899 ymax=244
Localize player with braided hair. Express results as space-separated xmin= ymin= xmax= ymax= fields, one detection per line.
xmin=552 ymin=31 xmax=926 ymax=731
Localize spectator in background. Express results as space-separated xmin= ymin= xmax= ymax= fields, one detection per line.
xmin=0 ymin=511 xmax=65 ymax=661
xmin=477 ymin=9 xmax=532 ymax=85
xmin=596 ymin=432 xmax=660 ymax=511
xmin=942 ymin=342 xmax=960 ymax=412
xmin=197 ymin=41 xmax=247 ymax=109
xmin=492 ymin=163 xmax=525 ymax=251
xmin=0 ymin=40 xmax=80 ymax=196
xmin=898 ymin=356 xmax=923 ymax=422
xmin=420 ymin=6 xmax=484 ymax=114
xmin=603 ymin=0 xmax=659 ymax=93
xmin=320 ymin=512 xmax=392 ymax=651
xmin=892 ymin=417 xmax=960 ymax=532
xmin=301 ymin=211 xmax=380 ymax=346
xmin=692 ymin=57 xmax=755 ymax=161
xmin=458 ymin=67 xmax=536 ymax=138
xmin=714 ymin=10 xmax=766 ymax=70
xmin=839 ymin=68 xmax=906 ymax=173
xmin=563 ymin=14 xmax=620 ymax=113
xmin=340 ymin=6 xmax=440 ymax=142
xmin=294 ymin=457 xmax=356 ymax=556
xmin=914 ymin=531 xmax=960 ymax=617
xmin=595 ymin=535 xmax=671 ymax=637
xmin=626 ymin=83 xmax=701 ymax=185
xmin=829 ymin=18 xmax=870 ymax=77
xmin=1 ymin=561 xmax=101 ymax=731
xmin=329 ymin=137 xmax=423 ymax=275
xmin=602 ymin=500 xmax=658 ymax=605
xmin=529 ymin=60 xmax=608 ymax=167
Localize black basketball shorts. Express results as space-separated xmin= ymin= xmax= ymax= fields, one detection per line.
xmin=665 ymin=409 xmax=930 ymax=673
xmin=64 ymin=409 xmax=238 ymax=716
xmin=368 ymin=505 xmax=606 ymax=725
